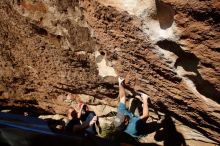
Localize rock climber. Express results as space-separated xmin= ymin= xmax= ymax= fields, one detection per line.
xmin=65 ymin=106 xmax=98 ymax=136
xmin=78 ymin=103 xmax=101 ymax=136
xmin=114 ymin=77 xmax=150 ymax=138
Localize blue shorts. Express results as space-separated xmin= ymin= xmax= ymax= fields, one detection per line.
xmin=82 ymin=112 xmax=96 ymax=135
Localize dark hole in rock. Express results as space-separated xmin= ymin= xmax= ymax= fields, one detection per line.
xmin=57 ymin=35 xmax=61 ymax=40
xmin=112 ymin=53 xmax=118 ymax=60
xmin=191 ymin=10 xmax=220 ymax=24
xmin=40 ymin=17 xmax=43 ymax=21
xmin=32 ymin=24 xmax=48 ymax=36
xmin=0 ymin=91 xmax=3 ymax=96
xmin=100 ymin=51 xmax=105 ymax=56
xmin=17 ymin=0 xmax=21 ymax=5
xmin=24 ymin=88 xmax=36 ymax=94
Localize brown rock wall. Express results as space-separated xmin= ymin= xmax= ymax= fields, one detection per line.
xmin=0 ymin=0 xmax=219 ymax=145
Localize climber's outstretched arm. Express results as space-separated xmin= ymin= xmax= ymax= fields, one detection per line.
xmin=118 ymin=77 xmax=126 ymax=104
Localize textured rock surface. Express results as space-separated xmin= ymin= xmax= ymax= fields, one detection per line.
xmin=0 ymin=0 xmax=219 ymax=145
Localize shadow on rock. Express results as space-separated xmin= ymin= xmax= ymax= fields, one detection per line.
xmin=114 ymin=132 xmax=161 ymax=146
xmin=154 ymin=114 xmax=186 ymax=146
xmin=156 ymin=40 xmax=220 ymax=104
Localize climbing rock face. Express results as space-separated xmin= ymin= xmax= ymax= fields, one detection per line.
xmin=0 ymin=0 xmax=219 ymax=145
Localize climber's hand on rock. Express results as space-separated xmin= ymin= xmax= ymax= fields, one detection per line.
xmin=89 ymin=116 xmax=97 ymax=126
xmin=118 ymin=77 xmax=125 ymax=86
xmin=140 ymin=93 xmax=149 ymax=102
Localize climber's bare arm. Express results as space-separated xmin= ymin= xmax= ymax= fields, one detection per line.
xmin=118 ymin=77 xmax=126 ymax=104
xmin=140 ymin=93 xmax=149 ymax=121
